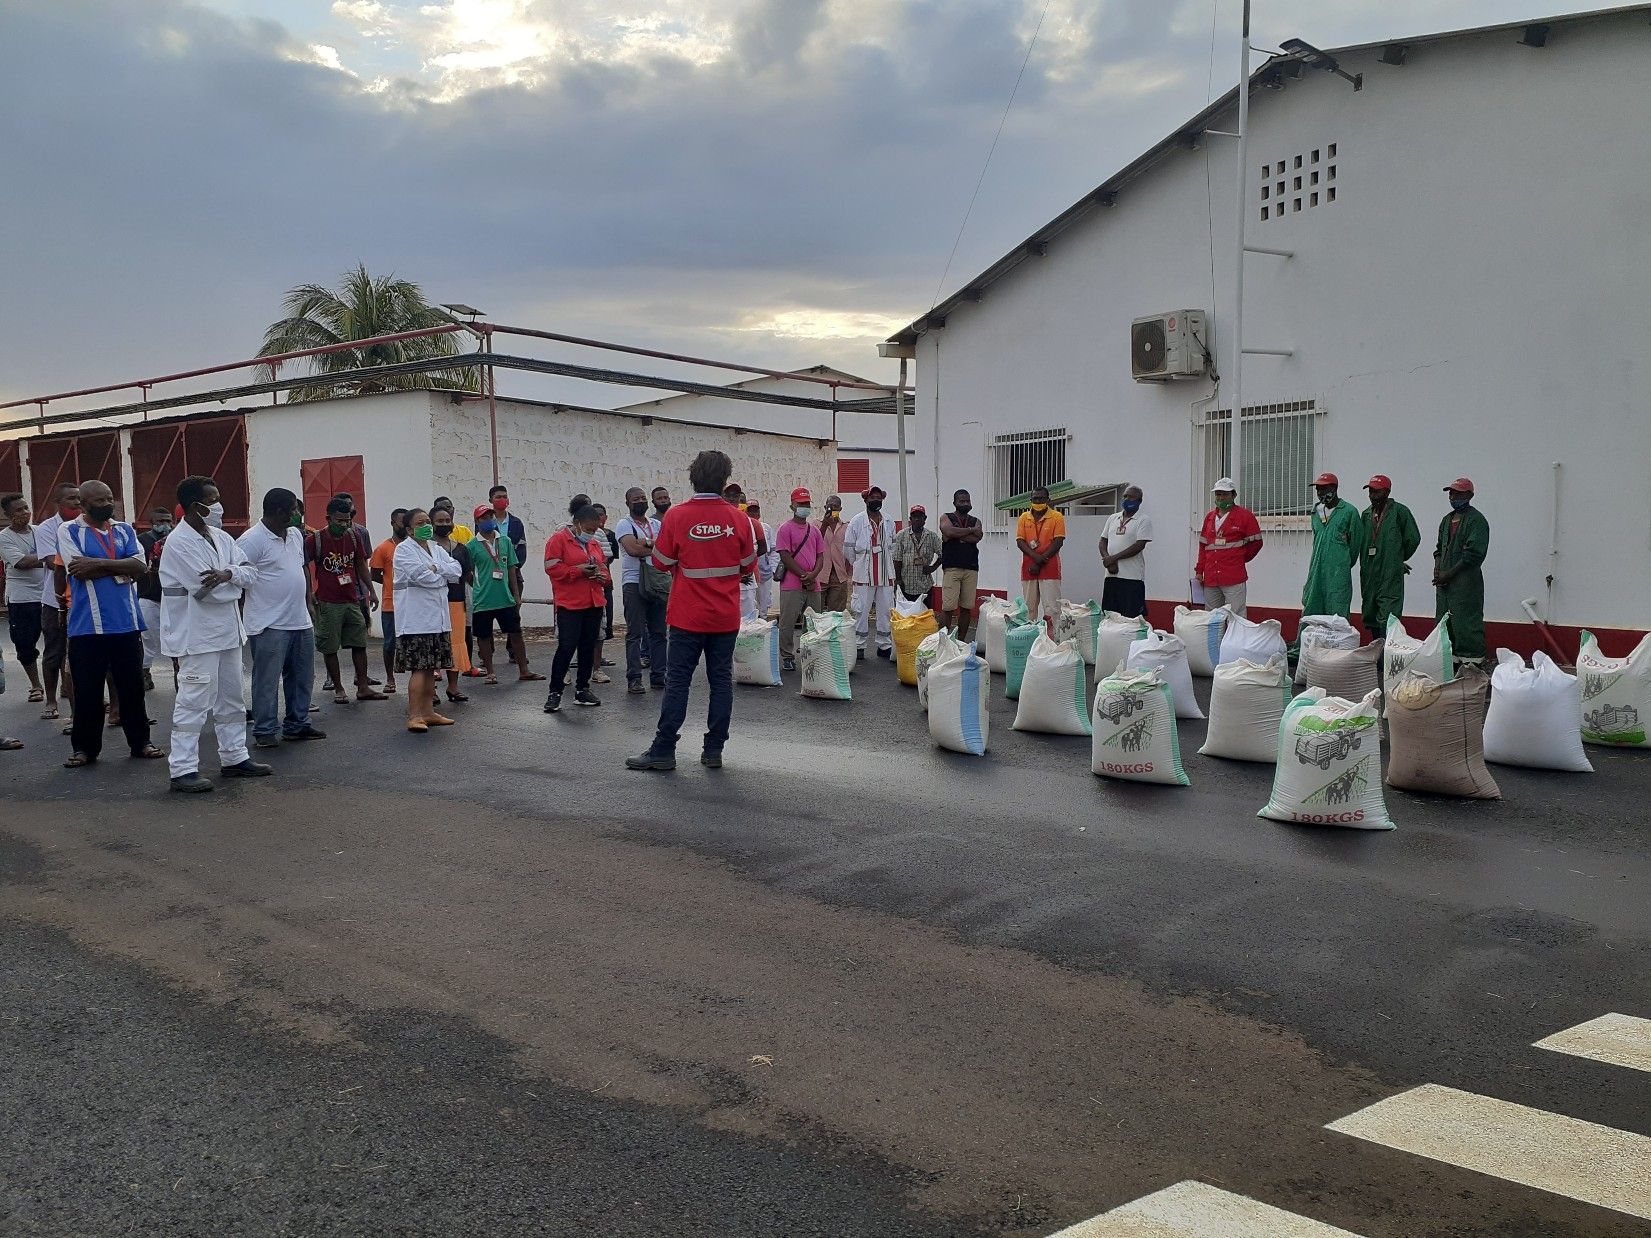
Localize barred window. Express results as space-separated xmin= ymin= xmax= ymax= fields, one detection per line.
xmin=1201 ymin=401 xmax=1323 ymax=522
xmin=986 ymin=427 xmax=1068 ymax=531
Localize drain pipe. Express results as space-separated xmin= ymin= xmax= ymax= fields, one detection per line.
xmin=1521 ymin=596 xmax=1569 ymax=665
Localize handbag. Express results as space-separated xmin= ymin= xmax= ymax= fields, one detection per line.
xmin=640 ymin=560 xmax=673 ymax=604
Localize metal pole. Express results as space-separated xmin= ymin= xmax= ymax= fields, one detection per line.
xmin=895 ymin=355 xmax=909 ymax=517
xmin=1230 ymin=0 xmax=1251 ymax=494
xmin=485 ymin=328 xmax=500 ymax=488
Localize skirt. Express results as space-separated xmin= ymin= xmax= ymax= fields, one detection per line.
xmin=395 ymin=630 xmax=455 ymax=674
xmin=447 ymin=601 xmax=472 ymax=673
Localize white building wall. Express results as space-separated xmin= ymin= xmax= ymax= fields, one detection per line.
xmin=910 ymin=12 xmax=1651 ymax=631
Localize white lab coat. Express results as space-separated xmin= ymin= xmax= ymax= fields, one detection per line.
xmin=393 ymin=538 xmax=462 ymax=635
xmin=158 ymin=521 xmax=257 ymax=658
xmin=844 ymin=512 xmax=896 ymax=587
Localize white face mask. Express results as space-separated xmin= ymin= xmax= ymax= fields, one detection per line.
xmin=794 ymin=506 xmax=812 ymax=519
xmin=200 ymin=501 xmax=225 ymax=529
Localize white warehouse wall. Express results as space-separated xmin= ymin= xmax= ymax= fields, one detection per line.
xmin=909 ymin=11 xmax=1651 ymax=631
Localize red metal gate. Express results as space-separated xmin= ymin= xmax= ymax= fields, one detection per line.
xmin=25 ymin=431 xmax=124 ymax=514
xmin=0 ymin=440 xmax=21 ymax=498
xmin=301 ymin=455 xmax=366 ymax=529
xmin=127 ymin=415 xmax=250 ymax=532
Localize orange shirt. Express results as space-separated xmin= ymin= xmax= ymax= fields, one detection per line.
xmin=1015 ymin=508 xmax=1066 ymax=580
xmin=370 ymin=537 xmax=397 ymax=612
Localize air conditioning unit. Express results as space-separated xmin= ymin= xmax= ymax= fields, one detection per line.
xmin=1131 ymin=310 xmax=1209 ymax=381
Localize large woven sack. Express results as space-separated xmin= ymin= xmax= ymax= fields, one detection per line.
xmin=1295 ymin=614 xmax=1360 ymax=683
xmin=1578 ymin=630 xmax=1651 ymax=747
xmin=1125 ymin=630 xmax=1204 ymax=720
xmin=798 ymin=621 xmax=853 ymax=700
xmin=1012 ymin=633 xmax=1092 ymax=735
xmin=1220 ymin=613 xmax=1286 ymax=666
xmin=1384 ymin=614 xmax=1452 ymax=695
xmin=915 ymin=629 xmax=947 ymax=711
xmin=1054 ymin=600 xmax=1102 ymax=665
xmin=1095 ymin=611 xmax=1150 ymax=678
xmin=805 ymin=607 xmax=857 ymax=675
xmin=1385 ymin=670 xmax=1500 ymax=798
xmin=1200 ymin=655 xmax=1291 ymax=763
xmin=732 ymin=618 xmax=782 ymax=686
xmin=1090 ymin=669 xmax=1188 ymax=785
xmin=892 ymin=606 xmax=939 ymax=686
xmin=1003 ymin=620 xmax=1042 ymax=700
xmin=928 ymin=645 xmax=989 ymax=755
xmin=977 ymin=597 xmax=1027 ymax=673
xmin=1259 ymin=688 xmax=1394 ymax=830
xmin=1174 ymin=604 xmax=1229 ymax=676
xmin=1483 ymin=650 xmax=1592 ymax=772
xmin=1299 ymin=640 xmax=1383 ymax=701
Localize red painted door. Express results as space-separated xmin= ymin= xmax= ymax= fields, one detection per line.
xmin=25 ymin=431 xmax=124 ymax=514
xmin=301 ymin=455 xmax=366 ymax=530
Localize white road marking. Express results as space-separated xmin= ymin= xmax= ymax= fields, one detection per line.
xmin=1327 ymin=1083 xmax=1651 ymax=1221
xmin=1046 ymin=1180 xmax=1365 ymax=1237
xmin=1535 ymin=1013 xmax=1651 ymax=1074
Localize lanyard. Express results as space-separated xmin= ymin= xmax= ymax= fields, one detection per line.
xmin=1370 ymin=504 xmax=1389 ymax=542
xmin=475 ymin=536 xmax=504 ymax=569
xmin=86 ymin=523 xmax=120 ymax=559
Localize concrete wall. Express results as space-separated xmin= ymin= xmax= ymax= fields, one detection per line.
xmin=908 ymin=11 xmax=1651 ymax=631
xmin=430 ymin=396 xmax=838 ymax=625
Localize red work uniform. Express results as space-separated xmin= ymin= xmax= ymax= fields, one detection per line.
xmin=650 ymin=493 xmax=756 ymax=632
xmin=1195 ymin=504 xmax=1263 ymax=586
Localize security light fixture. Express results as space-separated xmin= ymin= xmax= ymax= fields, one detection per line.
xmin=441 ymin=302 xmax=484 ymax=318
xmin=1279 ymin=38 xmax=1363 ymax=91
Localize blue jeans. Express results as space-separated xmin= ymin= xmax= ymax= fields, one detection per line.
xmin=249 ymin=626 xmax=315 ymax=739
xmin=650 ymin=626 xmax=736 ymax=757
xmin=622 ymin=582 xmax=668 ymax=686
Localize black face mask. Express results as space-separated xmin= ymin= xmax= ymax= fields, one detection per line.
xmin=867 ymin=502 xmax=882 ymax=514
xmin=654 ymin=501 xmax=671 ymax=515
xmin=87 ymin=503 xmax=116 ymax=524
xmin=955 ymin=504 xmax=972 ymax=516
xmin=629 ymin=502 xmax=648 ymax=517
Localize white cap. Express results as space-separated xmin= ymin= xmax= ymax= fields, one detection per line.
xmin=1211 ymin=477 xmax=1236 ymax=492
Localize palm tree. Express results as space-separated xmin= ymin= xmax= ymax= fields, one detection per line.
xmin=257 ymin=264 xmax=480 ymax=401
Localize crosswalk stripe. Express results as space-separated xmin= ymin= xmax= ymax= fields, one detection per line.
xmin=1046 ymin=1180 xmax=1365 ymax=1237
xmin=1327 ymin=1083 xmax=1651 ymax=1221
xmin=1535 ymin=1013 xmax=1651 ymax=1074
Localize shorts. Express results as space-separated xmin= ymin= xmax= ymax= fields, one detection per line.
xmin=941 ymin=568 xmax=979 ymax=612
xmin=473 ymin=606 xmax=522 ymax=639
xmin=313 ymin=600 xmax=368 ymax=655
xmin=41 ymin=604 xmax=68 ymax=676
xmin=7 ymin=600 xmax=42 ymax=664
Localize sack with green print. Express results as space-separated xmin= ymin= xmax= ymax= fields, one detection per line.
xmin=1090 ymin=668 xmax=1188 ymax=785
xmin=798 ymin=613 xmax=853 ymax=701
xmin=1012 ymin=633 xmax=1092 ymax=735
xmin=1577 ymin=630 xmax=1651 ymax=747
xmin=1054 ymin=599 xmax=1103 ymax=665
xmin=1384 ymin=613 xmax=1452 ymax=695
xmin=1259 ymin=687 xmax=1393 ymax=829
xmin=1003 ymin=620 xmax=1042 ymax=700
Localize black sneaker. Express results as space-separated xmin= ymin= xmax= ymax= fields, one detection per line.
xmin=876 ymin=647 xmax=892 ymax=660
xmin=700 ymin=752 xmax=723 ymax=769
xmin=143 ymin=668 xmax=155 ymax=692
xmin=544 ymin=691 xmax=563 ymax=713
xmin=782 ymin=658 xmax=796 ymax=672
xmin=626 ymin=751 xmax=676 ymax=771
xmin=283 ymin=725 xmax=327 ymax=741
xmin=170 ymin=773 xmax=213 ymax=793
xmin=254 ymin=735 xmax=281 ymax=749
xmin=627 ymin=681 xmax=646 ymax=695
xmin=222 ymin=759 xmax=273 ymax=778
xmin=574 ymin=689 xmax=602 ymax=707
xmin=857 ymin=649 xmax=867 ymax=662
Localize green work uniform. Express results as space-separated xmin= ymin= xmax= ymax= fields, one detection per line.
xmin=1358 ymin=500 xmax=1421 ymax=634
xmin=1435 ymin=505 xmax=1490 ymax=660
xmin=1301 ymin=500 xmax=1365 ymax=618
xmin=467 ymin=534 xmax=519 ymax=612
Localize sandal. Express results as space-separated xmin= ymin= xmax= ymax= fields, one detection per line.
xmin=40 ymin=706 xmax=60 ymax=720
xmin=355 ymin=689 xmax=388 ymax=702
xmin=483 ymin=674 xmax=500 ymax=686
xmin=27 ymin=688 xmax=43 ymax=703
xmin=333 ymin=690 xmax=350 ymax=704
xmin=383 ymin=682 xmax=398 ymax=694
xmin=445 ymin=690 xmax=470 ymax=703
xmin=62 ymin=752 xmax=93 ymax=768
xmin=406 ymin=720 xmax=429 ymax=734
xmin=130 ymin=744 xmax=167 ymax=759
xmin=517 ymin=671 xmax=545 ymax=682
xmin=0 ymin=738 xmax=23 ymax=751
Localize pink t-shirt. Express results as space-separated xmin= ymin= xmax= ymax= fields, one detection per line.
xmin=774 ymin=520 xmax=825 ymax=589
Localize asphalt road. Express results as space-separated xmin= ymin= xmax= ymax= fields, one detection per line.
xmin=2 ymin=639 xmax=1649 ymax=1236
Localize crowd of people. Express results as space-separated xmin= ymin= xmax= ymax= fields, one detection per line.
xmin=0 ymin=453 xmax=1492 ymax=773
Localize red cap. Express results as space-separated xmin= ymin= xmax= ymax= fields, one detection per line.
xmin=862 ymin=486 xmax=887 ymax=501
xmin=1444 ymin=477 xmax=1475 ymax=493
xmin=790 ymin=486 xmax=812 ymax=504
xmin=910 ymin=504 xmax=926 ymax=515
xmin=473 ymin=504 xmax=491 ymax=522
xmin=1365 ymin=474 xmax=1392 ymax=490
xmin=1313 ymin=472 xmax=1339 ymax=487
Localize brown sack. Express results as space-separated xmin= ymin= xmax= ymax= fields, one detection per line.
xmin=1385 ymin=669 xmax=1501 ymax=799
xmin=1299 ymin=640 xmax=1383 ymax=702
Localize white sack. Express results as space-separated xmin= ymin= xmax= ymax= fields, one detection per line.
xmin=1384 ymin=614 xmax=1453 ymax=695
xmin=798 ymin=620 xmax=853 ymax=700
xmin=1090 ymin=669 xmax=1189 ymax=785
xmin=1294 ymin=614 xmax=1360 ymax=683
xmin=1054 ymin=600 xmax=1103 ymax=665
xmin=1125 ymin=630 xmax=1205 ymax=720
xmin=1220 ymin=614 xmax=1287 ymax=666
xmin=1095 ymin=611 xmax=1151 ymax=678
xmin=1483 ymin=650 xmax=1593 ymax=772
xmin=1578 ymin=630 xmax=1651 ymax=748
xmin=1012 ymin=633 xmax=1093 ymax=735
xmin=977 ymin=597 xmax=1025 ymax=674
xmin=732 ymin=618 xmax=782 ymax=686
xmin=928 ymin=645 xmax=990 ymax=755
xmin=1200 ymin=656 xmax=1291 ymax=763
xmin=1259 ymin=688 xmax=1394 ymax=830
xmin=915 ymin=629 xmax=945 ymax=711
xmin=805 ymin=606 xmax=857 ymax=675
xmin=1174 ymin=604 xmax=1229 ymax=677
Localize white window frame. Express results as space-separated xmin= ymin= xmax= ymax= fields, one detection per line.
xmin=1197 ymin=400 xmax=1324 ymax=531
xmin=985 ymin=426 xmax=1071 ymax=532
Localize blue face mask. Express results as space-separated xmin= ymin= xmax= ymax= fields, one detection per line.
xmin=477 ymin=518 xmax=498 ymax=534
xmin=1450 ymin=496 xmax=1471 ymax=512
xmin=1121 ymin=499 xmax=1141 ymax=514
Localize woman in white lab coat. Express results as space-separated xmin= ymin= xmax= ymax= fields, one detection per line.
xmin=392 ymin=508 xmax=463 ymax=734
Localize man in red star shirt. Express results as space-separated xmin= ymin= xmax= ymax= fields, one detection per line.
xmin=626 ymin=449 xmax=755 ymax=772
xmin=1194 ymin=477 xmax=1263 ymax=615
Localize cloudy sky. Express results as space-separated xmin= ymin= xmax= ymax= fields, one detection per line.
xmin=0 ymin=0 xmax=1605 ymax=412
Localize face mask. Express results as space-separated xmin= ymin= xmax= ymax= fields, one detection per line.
xmin=794 ymin=506 xmax=812 ymax=520
xmin=87 ymin=503 xmax=115 ymax=524
xmin=956 ymin=504 xmax=972 ymax=515
xmin=1318 ymin=492 xmax=1338 ymax=508
xmin=1030 ymin=502 xmax=1048 ymax=514
xmin=206 ymin=502 xmax=225 ymax=529
xmin=412 ymin=522 xmax=434 ymax=540
xmin=1121 ymin=499 xmax=1141 ymax=514
xmin=629 ymin=501 xmax=648 ymax=517
xmin=477 ymin=518 xmax=497 ymax=534
xmin=1450 ymin=496 xmax=1471 ymax=511
xmin=492 ymin=497 xmax=509 ymax=512
xmin=866 ymin=502 xmax=882 ymax=514
xmin=911 ymin=520 xmax=925 ymax=532
xmin=654 ymin=500 xmax=670 ymax=515
xmin=151 ymin=521 xmax=172 ymax=535
xmin=288 ymin=513 xmax=304 ymax=529
xmin=328 ymin=518 xmax=348 ymax=533
xmin=1214 ymin=499 xmax=1233 ymax=511
xmin=59 ymin=504 xmax=79 ymax=520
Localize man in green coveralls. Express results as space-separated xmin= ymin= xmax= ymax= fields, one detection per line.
xmin=1358 ymin=474 xmax=1421 ymax=635
xmin=1301 ymin=472 xmax=1364 ymax=619
xmin=1434 ymin=477 xmax=1490 ymax=662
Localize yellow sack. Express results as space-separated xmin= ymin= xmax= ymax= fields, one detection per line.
xmin=891 ymin=605 xmax=940 ymax=685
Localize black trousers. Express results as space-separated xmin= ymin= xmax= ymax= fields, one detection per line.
xmin=550 ymin=606 xmax=604 ymax=693
xmin=1101 ymin=576 xmax=1148 ymax=619
xmin=68 ymin=631 xmax=149 ymax=760
xmin=7 ymin=601 xmax=41 ymax=666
